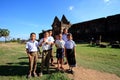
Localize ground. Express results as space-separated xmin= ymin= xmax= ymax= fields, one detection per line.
xmin=63 ymin=65 xmax=120 ymax=80
xmin=0 ymin=42 xmax=120 ymax=80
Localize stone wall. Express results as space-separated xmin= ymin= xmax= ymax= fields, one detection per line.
xmin=69 ymin=14 xmax=120 ymax=42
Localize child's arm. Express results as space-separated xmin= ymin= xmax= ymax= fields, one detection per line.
xmin=55 ymin=40 xmax=59 ymax=48
xmin=26 ymin=48 xmax=29 ymax=54
xmin=39 ymin=41 xmax=44 ymax=47
xmin=46 ymin=41 xmax=52 ymax=45
xmin=55 ymin=43 xmax=57 ymax=47
xmin=63 ymin=47 xmax=66 ymax=56
xmin=26 ymin=42 xmax=29 ymax=54
xmin=26 ymin=48 xmax=31 ymax=57
xmin=39 ymin=39 xmax=45 ymax=47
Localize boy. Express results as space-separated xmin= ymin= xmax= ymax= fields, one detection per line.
xmin=48 ymin=30 xmax=55 ymax=66
xmin=39 ymin=31 xmax=52 ymax=76
xmin=26 ymin=33 xmax=38 ymax=78
xmin=65 ymin=33 xmax=76 ymax=74
xmin=55 ymin=33 xmax=65 ymax=70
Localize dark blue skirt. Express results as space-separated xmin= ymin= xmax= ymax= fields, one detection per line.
xmin=56 ymin=48 xmax=64 ymax=59
xmin=66 ymin=49 xmax=76 ymax=67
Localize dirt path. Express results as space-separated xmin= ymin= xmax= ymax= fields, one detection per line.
xmin=60 ymin=64 xmax=120 ymax=80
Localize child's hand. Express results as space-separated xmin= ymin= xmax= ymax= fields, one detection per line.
xmin=43 ymin=38 xmax=46 ymax=42
xmin=26 ymin=49 xmax=29 ymax=54
xmin=46 ymin=42 xmax=49 ymax=44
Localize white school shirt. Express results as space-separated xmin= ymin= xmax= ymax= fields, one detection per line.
xmin=48 ymin=36 xmax=55 ymax=48
xmin=39 ymin=38 xmax=51 ymax=50
xmin=48 ymin=36 xmax=54 ymax=42
xmin=65 ymin=40 xmax=76 ymax=49
xmin=55 ymin=39 xmax=65 ymax=49
xmin=62 ymin=34 xmax=68 ymax=42
xmin=26 ymin=40 xmax=38 ymax=52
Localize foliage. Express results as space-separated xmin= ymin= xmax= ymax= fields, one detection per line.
xmin=0 ymin=28 xmax=10 ymax=42
xmin=44 ymin=72 xmax=70 ymax=80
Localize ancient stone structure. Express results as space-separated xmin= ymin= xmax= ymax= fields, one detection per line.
xmin=39 ymin=14 xmax=120 ymax=43
xmin=52 ymin=15 xmax=71 ymax=36
xmin=69 ymin=14 xmax=120 ymax=42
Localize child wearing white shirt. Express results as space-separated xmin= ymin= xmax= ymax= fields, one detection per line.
xmin=55 ymin=33 xmax=65 ymax=70
xmin=39 ymin=31 xmax=52 ymax=76
xmin=48 ymin=30 xmax=55 ymax=66
xmin=26 ymin=33 xmax=38 ymax=78
xmin=65 ymin=33 xmax=76 ymax=74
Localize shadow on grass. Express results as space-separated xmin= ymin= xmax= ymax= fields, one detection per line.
xmin=0 ymin=62 xmax=58 ymax=76
xmin=7 ymin=62 xmax=29 ymax=66
xmin=0 ymin=56 xmax=62 ymax=76
xmin=0 ymin=65 xmax=28 ymax=76
xmin=18 ymin=57 xmax=28 ymax=59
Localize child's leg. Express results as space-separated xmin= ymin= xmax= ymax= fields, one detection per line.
xmin=57 ymin=59 xmax=60 ymax=70
xmin=33 ymin=52 xmax=38 ymax=74
xmin=69 ymin=66 xmax=71 ymax=70
xmin=28 ymin=54 xmax=34 ymax=75
xmin=71 ymin=67 xmax=74 ymax=74
xmin=71 ymin=67 xmax=73 ymax=71
xmin=40 ymin=51 xmax=45 ymax=73
xmin=60 ymin=58 xmax=63 ymax=69
xmin=45 ymin=51 xmax=51 ymax=73
xmin=50 ymin=49 xmax=54 ymax=65
xmin=64 ymin=51 xmax=68 ymax=65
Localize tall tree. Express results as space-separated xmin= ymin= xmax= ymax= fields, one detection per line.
xmin=0 ymin=28 xmax=10 ymax=42
xmin=0 ymin=28 xmax=2 ymax=37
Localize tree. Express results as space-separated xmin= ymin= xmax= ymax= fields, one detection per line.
xmin=0 ymin=28 xmax=10 ymax=42
xmin=0 ymin=28 xmax=2 ymax=37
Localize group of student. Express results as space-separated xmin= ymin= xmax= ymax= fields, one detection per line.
xmin=26 ymin=28 xmax=76 ymax=78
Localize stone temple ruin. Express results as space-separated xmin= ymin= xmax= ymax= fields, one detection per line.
xmin=39 ymin=14 xmax=120 ymax=48
xmin=69 ymin=14 xmax=120 ymax=43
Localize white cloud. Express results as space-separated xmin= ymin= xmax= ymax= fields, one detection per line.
xmin=103 ymin=0 xmax=111 ymax=5
xmin=69 ymin=6 xmax=74 ymax=11
xmin=104 ymin=0 xmax=110 ymax=3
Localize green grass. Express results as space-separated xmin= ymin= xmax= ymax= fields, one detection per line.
xmin=0 ymin=43 xmax=70 ymax=80
xmin=76 ymin=44 xmax=120 ymax=77
xmin=0 ymin=43 xmax=120 ymax=80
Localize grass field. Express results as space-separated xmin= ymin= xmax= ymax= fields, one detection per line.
xmin=0 ymin=43 xmax=69 ymax=80
xmin=76 ymin=44 xmax=120 ymax=77
xmin=0 ymin=42 xmax=120 ymax=80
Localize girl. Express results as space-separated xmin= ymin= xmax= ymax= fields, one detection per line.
xmin=65 ymin=33 xmax=76 ymax=74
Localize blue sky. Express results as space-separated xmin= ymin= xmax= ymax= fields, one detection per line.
xmin=0 ymin=0 xmax=120 ymax=40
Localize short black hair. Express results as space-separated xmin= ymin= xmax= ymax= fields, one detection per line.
xmin=30 ymin=32 xmax=36 ymax=37
xmin=67 ymin=33 xmax=72 ymax=37
xmin=48 ymin=29 xmax=52 ymax=32
xmin=43 ymin=31 xmax=48 ymax=34
xmin=63 ymin=28 xmax=68 ymax=31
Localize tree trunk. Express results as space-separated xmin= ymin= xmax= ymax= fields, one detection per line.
xmin=5 ymin=37 xmax=6 ymax=43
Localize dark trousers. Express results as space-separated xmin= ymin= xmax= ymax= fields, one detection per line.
xmin=50 ymin=49 xmax=54 ymax=63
